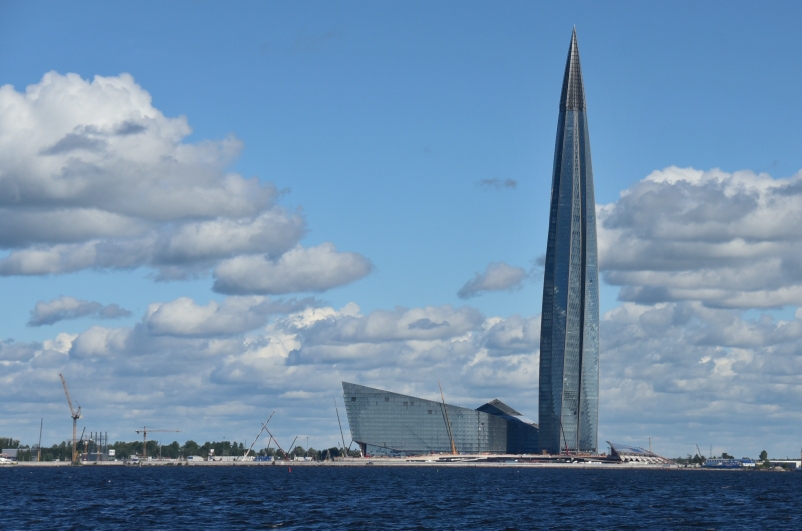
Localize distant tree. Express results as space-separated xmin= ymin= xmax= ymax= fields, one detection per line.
xmin=161 ymin=441 xmax=180 ymax=459
xmin=759 ymin=450 xmax=768 ymax=461
xmin=0 ymin=438 xmax=20 ymax=449
xmin=721 ymin=452 xmax=734 ymax=459
xmin=318 ymin=447 xmax=343 ymax=460
xmin=183 ymin=440 xmax=201 ymax=457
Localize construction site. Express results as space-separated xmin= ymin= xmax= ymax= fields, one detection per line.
xmin=0 ymin=374 xmax=686 ymax=469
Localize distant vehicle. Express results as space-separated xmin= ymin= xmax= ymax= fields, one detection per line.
xmin=186 ymin=456 xmax=204 ymax=461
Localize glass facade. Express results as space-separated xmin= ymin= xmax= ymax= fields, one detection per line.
xmin=343 ymin=382 xmax=538 ymax=455
xmin=539 ymin=29 xmax=599 ymax=454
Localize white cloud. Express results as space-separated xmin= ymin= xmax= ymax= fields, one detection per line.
xmin=144 ymin=296 xmax=314 ymax=337
xmin=28 ymin=296 xmax=131 ymax=326
xmin=0 ymin=72 xmax=365 ymax=294
xmin=6 ymin=291 xmax=802 ymax=457
xmin=599 ymin=301 xmax=802 ymax=456
xmin=287 ymin=304 xmax=484 ymax=346
xmin=213 ymin=243 xmax=372 ymax=295
xmin=0 ymin=299 xmax=539 ymax=448
xmin=457 ymin=262 xmax=527 ymax=298
xmin=482 ymin=315 xmax=540 ymax=355
xmin=599 ymin=166 xmax=802 ymax=308
xmin=69 ymin=326 xmax=131 ymax=359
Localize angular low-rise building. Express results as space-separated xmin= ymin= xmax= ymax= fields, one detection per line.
xmin=342 ymin=382 xmax=538 ymax=456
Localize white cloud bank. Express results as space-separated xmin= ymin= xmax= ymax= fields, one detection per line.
xmin=0 ymin=72 xmax=370 ymax=293
xmin=599 ymin=166 xmax=802 ymax=309
xmin=5 ymin=293 xmax=802 ymax=457
xmin=0 ymin=299 xmax=540 ymax=450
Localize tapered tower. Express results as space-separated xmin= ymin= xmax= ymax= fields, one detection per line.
xmin=538 ymin=29 xmax=599 ymax=454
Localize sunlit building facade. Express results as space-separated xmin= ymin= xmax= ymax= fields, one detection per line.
xmin=343 ymin=382 xmax=538 ymax=456
xmin=538 ymin=29 xmax=600 ymax=454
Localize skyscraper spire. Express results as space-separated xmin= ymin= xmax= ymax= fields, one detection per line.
xmin=559 ymin=28 xmax=586 ymax=111
xmin=539 ymin=29 xmax=599 ymax=455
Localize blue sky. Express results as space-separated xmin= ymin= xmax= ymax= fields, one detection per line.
xmin=2 ymin=1 xmax=802 ymax=459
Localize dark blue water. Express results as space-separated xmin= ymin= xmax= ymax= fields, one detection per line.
xmin=1 ymin=466 xmax=799 ymax=530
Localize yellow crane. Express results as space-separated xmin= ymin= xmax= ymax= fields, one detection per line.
xmin=135 ymin=427 xmax=180 ymax=460
xmin=59 ymin=374 xmax=82 ymax=464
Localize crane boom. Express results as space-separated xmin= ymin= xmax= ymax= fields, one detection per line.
xmin=264 ymin=427 xmax=290 ymax=461
xmin=242 ymin=411 xmax=275 ymax=460
xmin=60 ymin=374 xmax=75 ymax=417
xmin=439 ymin=380 xmax=457 ymax=455
xmin=335 ymin=399 xmax=348 ymax=458
xmin=59 ymin=374 xmax=82 ymax=464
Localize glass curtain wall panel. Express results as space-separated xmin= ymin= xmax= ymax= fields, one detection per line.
xmin=342 ymin=382 xmax=538 ymax=455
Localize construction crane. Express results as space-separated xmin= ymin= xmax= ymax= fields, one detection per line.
xmin=438 ymin=380 xmax=457 ymax=455
xmin=695 ymin=444 xmax=704 ymax=463
xmin=263 ymin=427 xmax=291 ymax=461
xmin=242 ymin=411 xmax=275 ymax=460
xmin=335 ymin=399 xmax=349 ymax=458
xmin=59 ymin=374 xmax=82 ymax=464
xmin=135 ymin=427 xmax=180 ymax=460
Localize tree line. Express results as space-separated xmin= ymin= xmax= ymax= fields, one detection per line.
xmin=1 ymin=436 xmax=359 ymax=461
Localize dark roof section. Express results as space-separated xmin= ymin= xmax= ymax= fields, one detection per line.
xmin=559 ymin=28 xmax=586 ymax=111
xmin=476 ymin=399 xmax=522 ymax=417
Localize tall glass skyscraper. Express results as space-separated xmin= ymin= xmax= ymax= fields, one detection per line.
xmin=538 ymin=29 xmax=599 ymax=454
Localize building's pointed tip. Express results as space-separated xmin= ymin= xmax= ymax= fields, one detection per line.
xmin=559 ymin=28 xmax=586 ymax=111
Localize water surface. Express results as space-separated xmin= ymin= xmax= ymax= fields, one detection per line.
xmin=1 ymin=466 xmax=798 ymax=530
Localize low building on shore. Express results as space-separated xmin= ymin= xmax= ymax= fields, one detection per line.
xmin=342 ymin=382 xmax=538 ymax=457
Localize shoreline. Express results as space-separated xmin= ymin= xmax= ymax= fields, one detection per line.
xmin=1 ymin=460 xmax=775 ymax=470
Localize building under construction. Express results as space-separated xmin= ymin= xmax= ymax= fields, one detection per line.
xmin=342 ymin=382 xmax=538 ymax=457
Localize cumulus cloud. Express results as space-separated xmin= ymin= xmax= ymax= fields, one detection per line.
xmin=599 ymin=166 xmax=802 ymax=309
xmin=0 ymin=298 xmax=542 ymax=448
xmin=27 ymin=296 xmax=131 ymax=326
xmin=599 ymin=301 xmax=802 ymax=455
xmin=144 ymin=296 xmax=315 ymax=337
xmin=7 ymin=289 xmax=802 ymax=457
xmin=482 ymin=315 xmax=540 ymax=356
xmin=213 ymin=243 xmax=372 ymax=295
xmin=70 ymin=325 xmax=131 ymax=359
xmin=0 ymin=72 xmax=368 ymax=293
xmin=457 ymin=262 xmax=527 ymax=298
